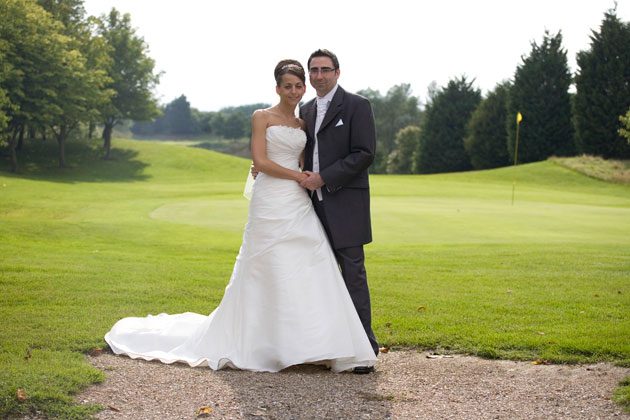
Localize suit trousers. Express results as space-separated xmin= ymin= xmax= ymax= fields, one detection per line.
xmin=312 ymin=195 xmax=379 ymax=357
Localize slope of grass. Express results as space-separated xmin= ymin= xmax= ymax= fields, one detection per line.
xmin=551 ymin=155 xmax=630 ymax=184
xmin=1 ymin=139 xmax=629 ymax=418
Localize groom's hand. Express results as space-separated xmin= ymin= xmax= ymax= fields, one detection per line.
xmin=300 ymin=171 xmax=325 ymax=191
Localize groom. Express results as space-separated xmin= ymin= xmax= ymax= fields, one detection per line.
xmin=299 ymin=49 xmax=379 ymax=372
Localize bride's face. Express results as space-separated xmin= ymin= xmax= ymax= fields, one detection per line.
xmin=276 ymin=73 xmax=306 ymax=106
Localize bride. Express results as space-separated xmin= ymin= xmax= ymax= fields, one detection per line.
xmin=105 ymin=60 xmax=377 ymax=372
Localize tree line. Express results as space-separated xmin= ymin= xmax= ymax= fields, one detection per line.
xmin=382 ymin=8 xmax=630 ymax=174
xmin=129 ymin=96 xmax=269 ymax=140
xmin=0 ymin=0 xmax=160 ymax=171
xmin=2 ymin=3 xmax=629 ymax=175
xmin=124 ymin=8 xmax=630 ymax=176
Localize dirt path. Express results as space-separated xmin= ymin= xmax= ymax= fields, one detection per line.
xmin=74 ymin=350 xmax=629 ymax=419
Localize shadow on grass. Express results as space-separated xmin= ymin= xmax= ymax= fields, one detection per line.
xmin=192 ymin=139 xmax=251 ymax=159
xmin=131 ymin=133 xmax=251 ymax=159
xmin=0 ymin=137 xmax=149 ymax=183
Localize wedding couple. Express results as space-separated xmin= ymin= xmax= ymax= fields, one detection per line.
xmin=105 ymin=49 xmax=379 ymax=373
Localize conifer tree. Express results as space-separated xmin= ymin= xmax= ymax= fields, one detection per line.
xmin=464 ymin=82 xmax=511 ymax=169
xmin=414 ymin=76 xmax=480 ymax=174
xmin=507 ymin=31 xmax=574 ymax=163
xmin=575 ymin=9 xmax=630 ymax=158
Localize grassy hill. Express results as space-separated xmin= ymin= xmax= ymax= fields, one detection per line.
xmin=1 ymin=137 xmax=629 ymax=418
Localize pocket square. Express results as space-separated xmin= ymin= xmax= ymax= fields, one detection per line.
xmin=335 ymin=119 xmax=344 ymax=127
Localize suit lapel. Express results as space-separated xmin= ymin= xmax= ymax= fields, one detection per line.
xmin=303 ymin=99 xmax=317 ymax=139
xmin=318 ymin=86 xmax=344 ymax=134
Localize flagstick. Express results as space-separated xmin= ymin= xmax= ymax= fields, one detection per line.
xmin=512 ymin=113 xmax=522 ymax=206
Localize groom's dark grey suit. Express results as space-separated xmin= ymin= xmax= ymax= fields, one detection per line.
xmin=300 ymin=85 xmax=379 ymax=356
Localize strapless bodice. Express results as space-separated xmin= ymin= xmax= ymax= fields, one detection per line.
xmin=266 ymin=125 xmax=306 ymax=171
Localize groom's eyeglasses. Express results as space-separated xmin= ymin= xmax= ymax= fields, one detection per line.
xmin=309 ymin=67 xmax=336 ymax=75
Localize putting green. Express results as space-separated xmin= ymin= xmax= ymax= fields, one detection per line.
xmin=150 ymin=199 xmax=249 ymax=234
xmin=372 ymin=195 xmax=630 ymax=245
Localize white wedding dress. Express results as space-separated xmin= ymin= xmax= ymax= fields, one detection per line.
xmin=105 ymin=125 xmax=377 ymax=372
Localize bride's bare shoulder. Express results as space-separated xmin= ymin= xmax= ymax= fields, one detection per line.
xmin=252 ymin=109 xmax=272 ymax=127
xmin=252 ymin=108 xmax=272 ymax=118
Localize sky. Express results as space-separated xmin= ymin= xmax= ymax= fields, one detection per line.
xmin=82 ymin=0 xmax=630 ymax=112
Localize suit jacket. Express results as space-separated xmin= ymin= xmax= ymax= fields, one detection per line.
xmin=299 ymin=86 xmax=376 ymax=249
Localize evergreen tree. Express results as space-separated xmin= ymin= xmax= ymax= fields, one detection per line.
xmin=162 ymin=95 xmax=195 ymax=135
xmin=507 ymin=30 xmax=574 ymax=163
xmin=414 ymin=76 xmax=480 ymax=174
xmin=574 ymin=9 xmax=630 ymax=158
xmin=464 ymin=82 xmax=511 ymax=169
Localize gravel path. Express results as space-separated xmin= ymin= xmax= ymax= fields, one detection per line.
xmin=72 ymin=350 xmax=630 ymax=420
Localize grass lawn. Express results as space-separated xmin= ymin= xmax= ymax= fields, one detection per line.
xmin=130 ymin=132 xmax=252 ymax=159
xmin=1 ymin=137 xmax=629 ymax=418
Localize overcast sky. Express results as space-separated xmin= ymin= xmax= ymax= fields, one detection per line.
xmin=83 ymin=0 xmax=629 ymax=112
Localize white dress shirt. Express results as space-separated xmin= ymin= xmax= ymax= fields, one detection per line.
xmin=313 ymin=83 xmax=339 ymax=201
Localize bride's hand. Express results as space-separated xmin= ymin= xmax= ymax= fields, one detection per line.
xmin=299 ymin=171 xmax=325 ymax=191
xmin=250 ymin=162 xmax=259 ymax=179
xmin=296 ymin=172 xmax=308 ymax=183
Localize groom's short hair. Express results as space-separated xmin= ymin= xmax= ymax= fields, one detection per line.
xmin=307 ymin=49 xmax=339 ymax=70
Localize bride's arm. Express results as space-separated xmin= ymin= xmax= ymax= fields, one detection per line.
xmin=251 ymin=110 xmax=307 ymax=182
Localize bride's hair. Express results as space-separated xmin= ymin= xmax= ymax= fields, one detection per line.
xmin=274 ymin=59 xmax=305 ymax=86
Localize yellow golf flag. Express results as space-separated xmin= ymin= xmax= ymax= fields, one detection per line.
xmin=517 ymin=112 xmax=523 ymax=124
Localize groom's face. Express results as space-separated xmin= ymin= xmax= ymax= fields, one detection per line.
xmin=309 ymin=56 xmax=339 ymax=97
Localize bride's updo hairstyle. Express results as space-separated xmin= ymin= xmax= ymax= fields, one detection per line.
xmin=274 ymin=59 xmax=305 ymax=86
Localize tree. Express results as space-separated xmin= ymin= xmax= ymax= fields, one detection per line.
xmin=222 ymin=111 xmax=247 ymax=139
xmin=220 ymin=103 xmax=269 ymax=118
xmin=0 ymin=91 xmax=9 ymax=134
xmin=414 ymin=76 xmax=481 ymax=174
xmin=464 ymin=82 xmax=511 ymax=169
xmin=128 ymin=110 xmax=160 ymax=136
xmin=620 ymin=106 xmax=630 ymax=144
xmin=207 ymin=113 xmax=225 ymax=137
xmin=131 ymin=94 xmax=200 ymax=136
xmin=0 ymin=41 xmax=12 ymax=133
xmin=574 ymin=9 xmax=630 ymax=158
xmin=97 ymin=8 xmax=160 ymax=159
xmin=507 ymin=30 xmax=574 ymax=163
xmin=386 ymin=125 xmax=421 ymax=174
xmin=162 ymin=95 xmax=195 ymax=135
xmin=0 ymin=0 xmax=80 ymax=171
xmin=37 ymin=0 xmax=112 ymax=167
xmin=357 ymin=84 xmax=422 ymax=173
xmin=191 ymin=108 xmax=209 ymax=134
xmin=218 ymin=103 xmax=269 ymax=139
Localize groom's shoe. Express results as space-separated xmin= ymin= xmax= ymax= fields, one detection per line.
xmin=352 ymin=366 xmax=375 ymax=374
